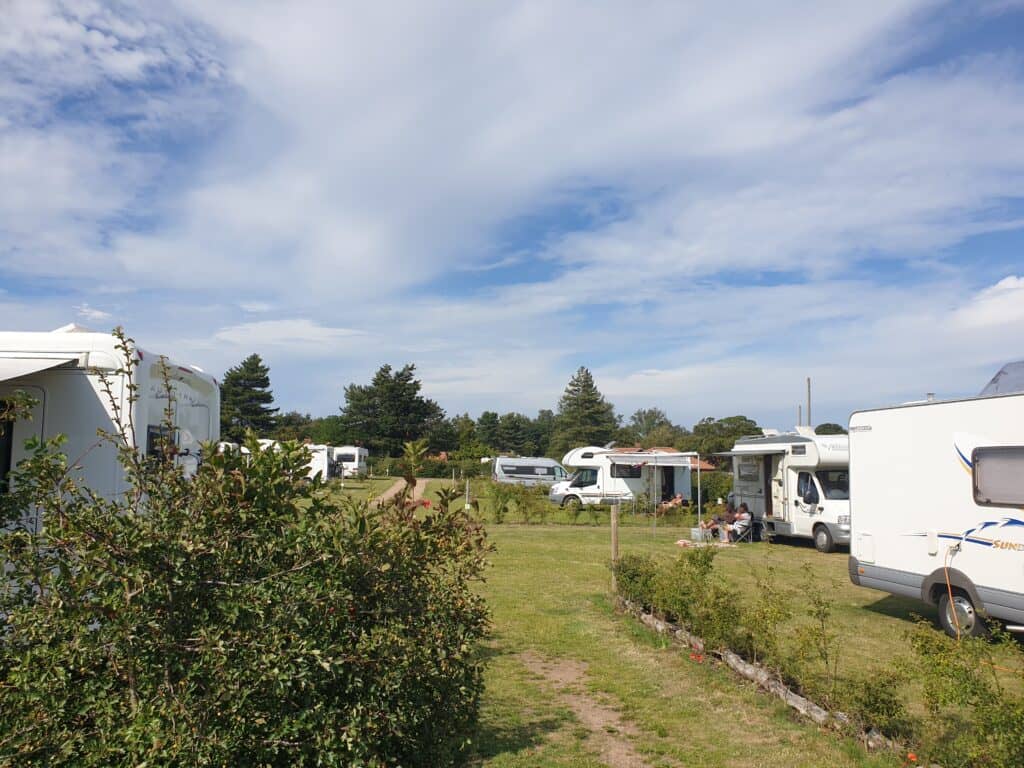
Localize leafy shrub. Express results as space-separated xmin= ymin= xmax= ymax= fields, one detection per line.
xmin=612 ymin=554 xmax=658 ymax=608
xmin=0 ymin=354 xmax=490 ymax=767
xmin=901 ymin=620 xmax=1024 ymax=767
xmin=653 ymin=546 xmax=740 ymax=651
xmin=834 ymin=670 xmax=913 ymax=740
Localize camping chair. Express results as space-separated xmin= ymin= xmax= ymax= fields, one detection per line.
xmin=729 ymin=518 xmax=754 ymax=543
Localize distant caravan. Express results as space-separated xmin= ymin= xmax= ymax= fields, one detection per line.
xmin=1 ymin=325 xmax=220 ymax=530
xmin=848 ymin=361 xmax=1024 ymax=638
xmin=492 ymin=456 xmax=568 ymax=487
xmin=331 ymin=446 xmax=368 ymax=478
xmin=719 ymin=428 xmax=850 ymax=552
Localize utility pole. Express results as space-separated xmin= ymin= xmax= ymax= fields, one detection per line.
xmin=806 ymin=377 xmax=812 ymax=429
xmin=798 ymin=404 xmax=802 ymax=426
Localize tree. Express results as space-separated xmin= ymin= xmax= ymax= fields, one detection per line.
xmin=815 ymin=422 xmax=847 ymax=435
xmin=274 ymin=411 xmax=314 ymax=442
xmin=220 ymin=353 xmax=279 ymax=441
xmin=339 ymin=364 xmax=445 ymax=457
xmin=427 ymin=417 xmax=458 ymax=453
xmin=680 ymin=415 xmax=760 ymax=459
xmin=629 ymin=408 xmax=672 ymax=440
xmin=498 ymin=412 xmax=534 ymax=455
xmin=531 ymin=409 xmax=556 ymax=457
xmin=475 ymin=411 xmax=500 ymax=450
xmin=550 ymin=367 xmax=619 ymax=455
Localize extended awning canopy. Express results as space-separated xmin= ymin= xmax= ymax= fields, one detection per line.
xmin=714 ymin=449 xmax=787 ymax=458
xmin=0 ymin=356 xmax=78 ymax=384
xmin=606 ymin=452 xmax=697 ymax=468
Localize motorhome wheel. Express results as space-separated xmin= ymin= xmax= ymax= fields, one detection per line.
xmin=938 ymin=591 xmax=985 ymax=639
xmin=813 ymin=525 xmax=835 ymax=553
xmin=561 ymin=495 xmax=581 ymax=509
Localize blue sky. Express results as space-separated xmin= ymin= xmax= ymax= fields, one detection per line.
xmin=2 ymin=0 xmax=1024 ymax=431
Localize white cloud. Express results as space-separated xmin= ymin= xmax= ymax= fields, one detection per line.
xmin=953 ymin=276 xmax=1024 ymax=329
xmin=73 ymin=303 xmax=112 ymax=322
xmin=210 ymin=318 xmax=367 ymax=354
xmin=238 ymin=301 xmax=274 ymax=313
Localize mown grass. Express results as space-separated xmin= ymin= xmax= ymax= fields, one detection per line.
xmin=327 ymin=476 xmax=399 ymax=501
xmin=471 ymin=525 xmax=901 ymax=767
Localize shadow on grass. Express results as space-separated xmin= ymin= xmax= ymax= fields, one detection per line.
xmin=863 ymin=594 xmax=937 ymax=623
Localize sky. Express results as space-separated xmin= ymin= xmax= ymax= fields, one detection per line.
xmin=2 ymin=0 xmax=1024 ymax=431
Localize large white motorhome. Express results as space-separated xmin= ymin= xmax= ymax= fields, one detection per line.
xmin=1 ymin=326 xmax=220 ymax=528
xmin=848 ymin=362 xmax=1024 ymax=638
xmin=722 ymin=427 xmax=850 ymax=552
xmin=549 ymin=446 xmax=694 ymax=508
xmin=331 ymin=445 xmax=368 ymax=478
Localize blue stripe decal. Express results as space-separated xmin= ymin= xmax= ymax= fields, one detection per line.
xmin=955 ymin=444 xmax=973 ymax=469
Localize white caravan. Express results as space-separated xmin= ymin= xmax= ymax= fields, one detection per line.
xmin=848 ymin=362 xmax=1024 ymax=637
xmin=331 ymin=445 xmax=367 ymax=478
xmin=1 ymin=326 xmax=219 ymax=527
xmin=493 ymin=456 xmax=569 ymax=487
xmin=549 ymin=447 xmax=694 ymax=508
xmin=722 ymin=427 xmax=850 ymax=552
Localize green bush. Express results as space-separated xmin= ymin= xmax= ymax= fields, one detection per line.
xmin=0 ymin=358 xmax=490 ymax=766
xmin=612 ymin=554 xmax=658 ymax=608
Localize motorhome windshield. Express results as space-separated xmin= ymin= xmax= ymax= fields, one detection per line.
xmin=816 ymin=470 xmax=849 ymax=500
xmin=570 ymin=468 xmax=598 ymax=487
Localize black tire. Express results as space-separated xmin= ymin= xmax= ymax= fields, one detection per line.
xmin=561 ymin=495 xmax=581 ymax=509
xmin=938 ymin=590 xmax=986 ymax=639
xmin=813 ymin=525 xmax=835 ymax=553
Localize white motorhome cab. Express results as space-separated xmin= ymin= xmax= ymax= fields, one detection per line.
xmin=722 ymin=428 xmax=850 ymax=552
xmin=493 ymin=457 xmax=568 ymax=487
xmin=848 ymin=362 xmax=1024 ymax=638
xmin=331 ymin=446 xmax=367 ymax=478
xmin=1 ymin=326 xmax=219 ymax=528
xmin=549 ymin=447 xmax=694 ymax=508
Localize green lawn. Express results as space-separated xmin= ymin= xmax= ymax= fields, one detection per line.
xmin=471 ymin=525 xmax=902 ymax=767
xmin=328 ymin=476 xmax=398 ymax=501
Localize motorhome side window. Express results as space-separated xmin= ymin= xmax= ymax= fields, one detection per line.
xmin=572 ymin=468 xmax=598 ymax=486
xmin=610 ymin=463 xmax=642 ymax=479
xmin=146 ymin=425 xmax=175 ymax=457
xmin=737 ymin=459 xmax=759 ymax=481
xmin=972 ymin=446 xmax=1024 ymax=507
xmin=338 ymin=453 xmax=356 ymax=462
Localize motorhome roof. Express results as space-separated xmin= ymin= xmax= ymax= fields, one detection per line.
xmin=0 ymin=326 xmax=217 ymax=389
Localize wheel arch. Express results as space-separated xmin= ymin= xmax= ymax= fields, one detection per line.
xmin=922 ymin=567 xmax=984 ymax=612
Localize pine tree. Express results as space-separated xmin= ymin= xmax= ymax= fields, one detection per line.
xmin=550 ymin=367 xmax=619 ymax=455
xmin=475 ymin=411 xmax=500 ymax=450
xmin=220 ymin=354 xmax=279 ymax=441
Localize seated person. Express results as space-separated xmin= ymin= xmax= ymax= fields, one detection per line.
xmin=658 ymin=492 xmax=685 ymax=513
xmin=699 ymin=501 xmax=736 ymax=536
xmin=726 ymin=503 xmax=752 ymax=541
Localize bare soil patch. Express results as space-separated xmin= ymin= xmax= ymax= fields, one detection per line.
xmin=518 ymin=651 xmax=654 ymax=768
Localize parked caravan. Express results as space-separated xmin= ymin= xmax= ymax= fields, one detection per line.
xmin=549 ymin=447 xmax=694 ymax=508
xmin=331 ymin=445 xmax=367 ymax=478
xmin=848 ymin=363 xmax=1024 ymax=637
xmin=722 ymin=428 xmax=850 ymax=552
xmin=493 ymin=456 xmax=568 ymax=487
xmin=1 ymin=325 xmax=219 ymax=528
xmin=305 ymin=443 xmax=333 ymax=481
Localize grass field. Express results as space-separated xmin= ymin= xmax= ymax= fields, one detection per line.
xmin=469 ymin=525 xmax=902 ymax=767
xmin=328 ymin=476 xmax=398 ymax=501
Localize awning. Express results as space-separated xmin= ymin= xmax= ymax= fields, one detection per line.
xmin=714 ymin=449 xmax=787 ymax=458
xmin=0 ymin=356 xmax=78 ymax=383
xmin=607 ymin=453 xmax=697 ymax=468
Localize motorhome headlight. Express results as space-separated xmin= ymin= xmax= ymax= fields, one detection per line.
xmin=838 ymin=514 xmax=851 ymax=527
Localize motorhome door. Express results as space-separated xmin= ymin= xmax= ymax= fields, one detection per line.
xmin=793 ymin=470 xmax=820 ymax=536
xmin=569 ymin=467 xmax=602 ymax=502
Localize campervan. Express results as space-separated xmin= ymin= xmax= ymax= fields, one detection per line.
xmin=722 ymin=428 xmax=850 ymax=552
xmin=0 ymin=326 xmax=220 ymax=528
xmin=493 ymin=456 xmax=568 ymax=487
xmin=331 ymin=445 xmax=367 ymax=478
xmin=305 ymin=444 xmax=333 ymax=481
xmin=549 ymin=447 xmax=694 ymax=508
xmin=848 ymin=362 xmax=1024 ymax=637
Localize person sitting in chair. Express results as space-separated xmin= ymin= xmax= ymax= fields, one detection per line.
xmin=700 ymin=501 xmax=736 ymax=537
xmin=657 ymin=493 xmax=685 ymax=514
xmin=726 ymin=503 xmax=752 ymax=542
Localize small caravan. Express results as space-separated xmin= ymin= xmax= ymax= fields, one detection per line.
xmin=549 ymin=447 xmax=694 ymax=508
xmin=331 ymin=445 xmax=367 ymax=478
xmin=722 ymin=428 xmax=850 ymax=552
xmin=848 ymin=362 xmax=1024 ymax=637
xmin=492 ymin=456 xmax=568 ymax=487
xmin=1 ymin=326 xmax=220 ymax=527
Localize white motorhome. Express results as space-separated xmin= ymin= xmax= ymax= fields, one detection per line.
xmin=549 ymin=447 xmax=694 ymax=508
xmin=1 ymin=326 xmax=220 ymax=527
xmin=848 ymin=362 xmax=1024 ymax=637
xmin=493 ymin=456 xmax=568 ymax=487
xmin=331 ymin=445 xmax=367 ymax=478
xmin=722 ymin=427 xmax=850 ymax=552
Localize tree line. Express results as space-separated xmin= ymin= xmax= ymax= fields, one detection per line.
xmin=219 ymin=353 xmax=846 ymax=461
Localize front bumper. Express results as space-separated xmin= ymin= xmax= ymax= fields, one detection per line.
xmin=826 ymin=521 xmax=852 ymax=546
